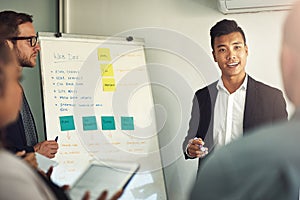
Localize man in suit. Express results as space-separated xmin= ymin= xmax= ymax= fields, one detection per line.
xmin=182 ymin=19 xmax=287 ymax=170
xmin=190 ymin=2 xmax=300 ymax=199
xmin=0 ymin=10 xmax=58 ymax=158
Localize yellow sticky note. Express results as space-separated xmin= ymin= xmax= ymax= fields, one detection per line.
xmin=102 ymin=78 xmax=116 ymax=91
xmin=101 ymin=64 xmax=114 ymax=76
xmin=97 ymin=48 xmax=111 ymax=61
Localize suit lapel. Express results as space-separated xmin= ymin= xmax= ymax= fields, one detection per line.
xmin=205 ymin=82 xmax=218 ymax=149
xmin=243 ymin=76 xmax=256 ymax=134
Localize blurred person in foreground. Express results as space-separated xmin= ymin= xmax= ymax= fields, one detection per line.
xmin=0 ymin=38 xmax=121 ymax=200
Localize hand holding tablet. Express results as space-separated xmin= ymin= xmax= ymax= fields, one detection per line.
xmin=69 ymin=161 xmax=139 ymax=200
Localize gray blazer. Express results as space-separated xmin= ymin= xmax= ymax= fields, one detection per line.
xmin=183 ymin=76 xmax=288 ymax=167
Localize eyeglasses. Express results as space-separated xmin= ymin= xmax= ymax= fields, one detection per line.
xmin=9 ymin=35 xmax=38 ymax=47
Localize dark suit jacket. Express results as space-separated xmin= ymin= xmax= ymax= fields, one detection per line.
xmin=183 ymin=76 xmax=288 ymax=167
xmin=4 ymin=94 xmax=37 ymax=153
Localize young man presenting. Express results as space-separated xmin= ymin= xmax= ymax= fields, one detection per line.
xmin=183 ymin=19 xmax=287 ymax=170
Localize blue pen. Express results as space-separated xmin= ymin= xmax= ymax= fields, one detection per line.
xmin=55 ymin=136 xmax=58 ymax=142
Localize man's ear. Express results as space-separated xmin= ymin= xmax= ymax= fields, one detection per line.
xmin=6 ymin=40 xmax=14 ymax=50
xmin=245 ymin=45 xmax=248 ymax=55
xmin=212 ymin=50 xmax=217 ymax=62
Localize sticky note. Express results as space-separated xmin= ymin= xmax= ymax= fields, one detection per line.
xmin=102 ymin=78 xmax=116 ymax=91
xmin=59 ymin=116 xmax=75 ymax=131
xmin=121 ymin=116 xmax=134 ymax=130
xmin=82 ymin=116 xmax=98 ymax=131
xmin=101 ymin=64 xmax=114 ymax=76
xmin=101 ymin=116 xmax=116 ymax=130
xmin=97 ymin=48 xmax=111 ymax=61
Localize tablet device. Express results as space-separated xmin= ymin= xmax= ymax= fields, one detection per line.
xmin=69 ymin=161 xmax=139 ymax=200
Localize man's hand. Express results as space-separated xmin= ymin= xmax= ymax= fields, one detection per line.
xmin=16 ymin=151 xmax=38 ymax=169
xmin=187 ymin=138 xmax=208 ymax=158
xmin=34 ymin=140 xmax=58 ymax=158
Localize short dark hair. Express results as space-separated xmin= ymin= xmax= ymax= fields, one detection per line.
xmin=0 ymin=10 xmax=33 ymax=39
xmin=210 ymin=19 xmax=246 ymax=50
xmin=0 ymin=40 xmax=14 ymax=96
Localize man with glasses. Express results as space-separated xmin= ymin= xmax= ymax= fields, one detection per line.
xmin=0 ymin=10 xmax=58 ymax=158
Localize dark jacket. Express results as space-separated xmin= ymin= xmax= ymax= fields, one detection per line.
xmin=183 ymin=76 xmax=288 ymax=168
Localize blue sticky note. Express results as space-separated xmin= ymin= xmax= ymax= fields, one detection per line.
xmin=101 ymin=116 xmax=116 ymax=130
xmin=59 ymin=116 xmax=75 ymax=131
xmin=121 ymin=116 xmax=134 ymax=130
xmin=82 ymin=116 xmax=98 ymax=131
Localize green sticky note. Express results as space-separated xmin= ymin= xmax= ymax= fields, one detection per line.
xmin=101 ymin=116 xmax=116 ymax=130
xmin=82 ymin=116 xmax=98 ymax=131
xmin=59 ymin=116 xmax=75 ymax=131
xmin=121 ymin=116 xmax=134 ymax=130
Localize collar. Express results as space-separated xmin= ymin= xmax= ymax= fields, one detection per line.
xmin=216 ymin=74 xmax=248 ymax=93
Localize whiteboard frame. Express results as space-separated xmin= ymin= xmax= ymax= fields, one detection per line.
xmin=38 ymin=32 xmax=145 ymax=46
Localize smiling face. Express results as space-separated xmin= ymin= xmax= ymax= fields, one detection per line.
xmin=212 ymin=32 xmax=248 ymax=82
xmin=14 ymin=22 xmax=40 ymax=68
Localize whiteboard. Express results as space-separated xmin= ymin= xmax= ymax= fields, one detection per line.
xmin=38 ymin=32 xmax=167 ymax=199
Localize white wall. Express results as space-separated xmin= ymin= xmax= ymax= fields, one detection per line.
xmin=64 ymin=0 xmax=294 ymax=199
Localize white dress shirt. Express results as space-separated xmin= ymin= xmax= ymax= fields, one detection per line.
xmin=213 ymin=75 xmax=248 ymax=149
